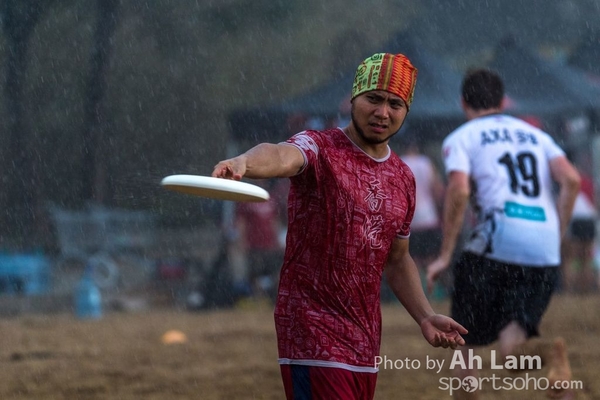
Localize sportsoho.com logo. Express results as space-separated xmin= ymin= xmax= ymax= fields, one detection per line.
xmin=439 ymin=374 xmax=583 ymax=395
xmin=375 ymin=349 xmax=583 ymax=396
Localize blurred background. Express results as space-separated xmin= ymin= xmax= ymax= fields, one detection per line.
xmin=0 ymin=0 xmax=599 ymax=314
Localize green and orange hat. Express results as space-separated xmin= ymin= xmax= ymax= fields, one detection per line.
xmin=351 ymin=53 xmax=418 ymax=109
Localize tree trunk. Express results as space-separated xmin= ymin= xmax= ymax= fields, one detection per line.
xmin=81 ymin=0 xmax=120 ymax=205
xmin=1 ymin=0 xmax=50 ymax=249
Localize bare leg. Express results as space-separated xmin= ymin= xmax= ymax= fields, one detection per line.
xmin=453 ymin=346 xmax=480 ymax=400
xmin=497 ymin=321 xmax=528 ymax=360
xmin=546 ymin=337 xmax=574 ymax=399
xmin=499 ymin=322 xmax=572 ymax=399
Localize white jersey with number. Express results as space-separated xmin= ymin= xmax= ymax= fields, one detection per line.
xmin=442 ymin=114 xmax=565 ymax=266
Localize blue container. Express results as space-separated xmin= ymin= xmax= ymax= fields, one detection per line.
xmin=74 ymin=268 xmax=102 ymax=319
xmin=0 ymin=254 xmax=50 ymax=295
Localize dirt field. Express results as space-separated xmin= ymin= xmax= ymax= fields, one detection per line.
xmin=0 ymin=293 xmax=598 ymax=400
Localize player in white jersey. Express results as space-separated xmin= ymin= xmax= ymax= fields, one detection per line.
xmin=444 ymin=113 xmax=565 ymax=265
xmin=427 ymin=69 xmax=581 ymax=399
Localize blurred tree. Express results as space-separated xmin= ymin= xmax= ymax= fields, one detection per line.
xmin=1 ymin=0 xmax=56 ymax=249
xmin=0 ymin=0 xmax=596 ymax=243
xmin=81 ymin=0 xmax=119 ymax=205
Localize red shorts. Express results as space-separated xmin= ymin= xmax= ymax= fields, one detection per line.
xmin=280 ymin=364 xmax=377 ymax=400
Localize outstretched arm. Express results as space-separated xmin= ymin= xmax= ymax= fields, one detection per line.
xmin=385 ymin=238 xmax=467 ymax=349
xmin=426 ymin=170 xmax=470 ymax=292
xmin=212 ymin=143 xmax=305 ymax=180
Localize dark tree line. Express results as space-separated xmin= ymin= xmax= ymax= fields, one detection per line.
xmin=0 ymin=0 xmax=597 ymax=252
xmin=2 ymin=0 xmax=55 ymax=247
xmin=1 ymin=0 xmax=119 ymax=250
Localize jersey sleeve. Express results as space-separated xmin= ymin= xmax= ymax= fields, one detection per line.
xmin=441 ymin=129 xmax=471 ymax=175
xmin=541 ymin=132 xmax=566 ymax=160
xmin=282 ymin=130 xmax=321 ymax=175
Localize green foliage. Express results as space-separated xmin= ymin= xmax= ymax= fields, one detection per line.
xmin=0 ymin=0 xmax=598 ymax=241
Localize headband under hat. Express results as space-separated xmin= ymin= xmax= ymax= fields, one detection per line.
xmin=351 ymin=53 xmax=418 ymax=109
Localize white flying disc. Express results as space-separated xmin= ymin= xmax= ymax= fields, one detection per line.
xmin=161 ymin=174 xmax=270 ymax=202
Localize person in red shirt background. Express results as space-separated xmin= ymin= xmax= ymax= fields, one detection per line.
xmin=234 ymin=179 xmax=285 ymax=302
xmin=561 ymin=156 xmax=598 ymax=293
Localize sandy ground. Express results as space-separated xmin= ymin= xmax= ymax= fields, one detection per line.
xmin=0 ymin=293 xmax=598 ymax=400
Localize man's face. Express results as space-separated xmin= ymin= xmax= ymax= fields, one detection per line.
xmin=350 ymin=90 xmax=408 ymax=145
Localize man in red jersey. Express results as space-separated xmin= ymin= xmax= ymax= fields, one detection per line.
xmin=213 ymin=53 xmax=467 ymax=400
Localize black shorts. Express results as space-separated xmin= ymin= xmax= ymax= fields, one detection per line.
xmin=451 ymin=252 xmax=559 ymax=346
xmin=569 ymin=218 xmax=597 ymax=241
xmin=409 ymin=228 xmax=442 ymax=258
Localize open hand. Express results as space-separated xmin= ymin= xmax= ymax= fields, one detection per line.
xmin=420 ymin=314 xmax=467 ymax=349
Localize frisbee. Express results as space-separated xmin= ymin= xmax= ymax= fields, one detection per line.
xmin=161 ymin=174 xmax=270 ymax=202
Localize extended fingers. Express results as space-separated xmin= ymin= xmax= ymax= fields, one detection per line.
xmin=212 ymin=163 xmax=228 ymax=178
xmin=212 ymin=163 xmax=236 ymax=179
xmin=433 ymin=331 xmax=465 ymax=349
xmin=451 ymin=321 xmax=469 ymax=335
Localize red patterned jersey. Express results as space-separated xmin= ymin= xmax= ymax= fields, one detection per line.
xmin=275 ymin=128 xmax=415 ymax=372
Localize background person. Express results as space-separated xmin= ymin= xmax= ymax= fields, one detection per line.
xmin=213 ymin=53 xmax=466 ymax=400
xmin=234 ymin=179 xmax=285 ymax=303
xmin=561 ymin=164 xmax=598 ymax=293
xmin=400 ymin=137 xmax=446 ymax=298
xmin=427 ymin=68 xmax=581 ymax=399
